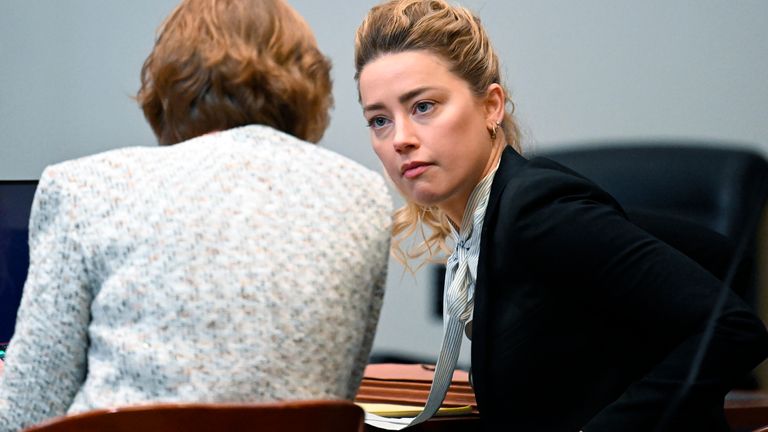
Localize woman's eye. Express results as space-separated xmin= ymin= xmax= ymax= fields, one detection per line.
xmin=368 ymin=117 xmax=390 ymax=129
xmin=414 ymin=101 xmax=434 ymax=114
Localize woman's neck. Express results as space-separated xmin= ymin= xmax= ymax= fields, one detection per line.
xmin=442 ymin=143 xmax=505 ymax=226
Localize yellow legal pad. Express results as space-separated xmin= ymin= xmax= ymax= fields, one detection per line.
xmin=356 ymin=403 xmax=473 ymax=418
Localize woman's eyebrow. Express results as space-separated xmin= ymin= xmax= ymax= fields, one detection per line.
xmin=363 ymin=86 xmax=436 ymax=113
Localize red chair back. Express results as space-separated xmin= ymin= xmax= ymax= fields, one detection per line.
xmin=24 ymin=400 xmax=364 ymax=432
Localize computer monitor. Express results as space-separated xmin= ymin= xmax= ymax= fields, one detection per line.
xmin=0 ymin=180 xmax=38 ymax=343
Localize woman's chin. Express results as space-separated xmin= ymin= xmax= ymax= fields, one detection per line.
xmin=394 ymin=181 xmax=449 ymax=209
xmin=409 ymin=191 xmax=445 ymax=209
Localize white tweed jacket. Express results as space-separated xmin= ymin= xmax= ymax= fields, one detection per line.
xmin=0 ymin=125 xmax=392 ymax=431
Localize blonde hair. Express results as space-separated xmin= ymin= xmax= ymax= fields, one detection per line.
xmin=354 ymin=0 xmax=521 ymax=266
xmin=137 ymin=0 xmax=332 ymax=145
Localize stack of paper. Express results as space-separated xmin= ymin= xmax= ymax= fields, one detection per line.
xmin=355 ymin=363 xmax=477 ymax=413
xmin=356 ymin=403 xmax=472 ymax=417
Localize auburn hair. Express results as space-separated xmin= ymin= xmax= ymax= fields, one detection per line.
xmin=138 ymin=0 xmax=333 ymax=145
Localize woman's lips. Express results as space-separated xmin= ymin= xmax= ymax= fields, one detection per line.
xmin=401 ymin=162 xmax=432 ymax=179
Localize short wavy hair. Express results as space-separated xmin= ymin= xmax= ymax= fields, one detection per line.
xmin=137 ymin=0 xmax=333 ymax=145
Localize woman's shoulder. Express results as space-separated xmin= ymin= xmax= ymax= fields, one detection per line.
xmin=484 ymin=150 xmax=627 ymax=244
xmin=495 ymin=151 xmax=619 ymax=209
xmin=38 ymin=146 xmax=154 ymax=196
xmin=208 ymin=125 xmax=383 ymax=183
xmin=224 ymin=124 xmax=393 ymax=211
xmin=41 ymin=142 xmax=173 ymax=185
xmin=37 ymin=125 xmax=393 ymax=219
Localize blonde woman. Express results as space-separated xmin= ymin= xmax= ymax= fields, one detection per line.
xmin=0 ymin=1 xmax=391 ymax=430
xmin=355 ymin=0 xmax=768 ymax=430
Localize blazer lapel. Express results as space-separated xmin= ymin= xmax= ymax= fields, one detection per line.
xmin=471 ymin=146 xmax=527 ymax=408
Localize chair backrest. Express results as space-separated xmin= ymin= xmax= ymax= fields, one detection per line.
xmin=539 ymin=143 xmax=768 ymax=242
xmin=541 ymin=143 xmax=768 ymax=301
xmin=23 ymin=400 xmax=365 ymax=432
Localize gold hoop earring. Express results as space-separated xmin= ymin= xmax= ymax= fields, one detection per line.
xmin=489 ymin=121 xmax=500 ymax=140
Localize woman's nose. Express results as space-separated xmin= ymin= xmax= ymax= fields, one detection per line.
xmin=393 ymin=119 xmax=418 ymax=153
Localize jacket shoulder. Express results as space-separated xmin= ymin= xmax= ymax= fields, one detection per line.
xmin=493 ymin=154 xmax=623 ymax=219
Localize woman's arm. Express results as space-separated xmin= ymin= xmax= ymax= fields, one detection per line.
xmin=347 ymin=262 xmax=387 ymax=398
xmin=345 ymin=177 xmax=392 ymax=399
xmin=516 ymin=168 xmax=768 ymax=431
xmin=0 ymin=165 xmax=93 ymax=432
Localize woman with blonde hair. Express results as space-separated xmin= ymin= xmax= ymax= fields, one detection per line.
xmin=0 ymin=0 xmax=391 ymax=430
xmin=355 ymin=0 xmax=768 ymax=430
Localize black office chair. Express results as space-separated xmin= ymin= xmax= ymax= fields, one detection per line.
xmin=541 ymin=142 xmax=768 ymax=391
xmin=539 ymin=142 xmax=768 ymax=307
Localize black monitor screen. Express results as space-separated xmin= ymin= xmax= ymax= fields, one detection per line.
xmin=0 ymin=181 xmax=37 ymax=343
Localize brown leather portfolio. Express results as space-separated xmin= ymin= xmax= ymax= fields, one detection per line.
xmin=356 ymin=364 xmax=478 ymax=412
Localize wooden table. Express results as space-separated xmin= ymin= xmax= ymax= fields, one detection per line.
xmin=726 ymin=390 xmax=768 ymax=432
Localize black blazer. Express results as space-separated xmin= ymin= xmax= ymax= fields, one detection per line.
xmin=470 ymin=148 xmax=768 ymax=431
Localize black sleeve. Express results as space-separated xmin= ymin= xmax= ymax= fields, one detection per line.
xmin=511 ymin=167 xmax=768 ymax=431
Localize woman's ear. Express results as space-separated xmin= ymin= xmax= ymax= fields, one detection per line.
xmin=483 ymin=83 xmax=505 ymax=124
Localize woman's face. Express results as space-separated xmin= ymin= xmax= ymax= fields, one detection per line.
xmin=358 ymin=50 xmax=503 ymax=222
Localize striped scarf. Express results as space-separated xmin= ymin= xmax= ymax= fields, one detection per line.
xmin=408 ymin=160 xmax=499 ymax=427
